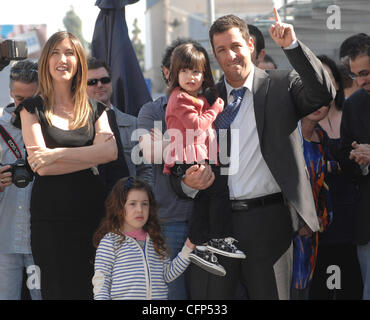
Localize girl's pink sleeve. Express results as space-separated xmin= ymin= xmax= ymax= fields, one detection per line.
xmin=173 ymin=94 xmax=224 ymax=131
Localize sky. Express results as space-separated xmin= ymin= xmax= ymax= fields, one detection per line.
xmin=0 ymin=0 xmax=288 ymax=45
xmin=0 ymin=0 xmax=146 ymax=43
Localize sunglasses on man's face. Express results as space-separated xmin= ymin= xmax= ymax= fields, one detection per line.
xmin=87 ymin=77 xmax=111 ymax=86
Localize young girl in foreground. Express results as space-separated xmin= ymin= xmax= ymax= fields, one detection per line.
xmin=164 ymin=43 xmax=245 ymax=276
xmin=92 ymin=177 xmax=194 ymax=300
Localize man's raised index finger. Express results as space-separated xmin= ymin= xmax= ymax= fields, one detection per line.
xmin=273 ymin=7 xmax=281 ymax=23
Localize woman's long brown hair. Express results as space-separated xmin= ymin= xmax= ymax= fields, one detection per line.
xmin=93 ymin=177 xmax=168 ymax=259
xmin=38 ymin=31 xmax=91 ymax=130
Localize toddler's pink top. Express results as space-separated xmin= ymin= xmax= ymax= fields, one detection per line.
xmin=164 ymin=87 xmax=224 ymax=174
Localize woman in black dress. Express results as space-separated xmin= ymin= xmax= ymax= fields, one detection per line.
xmin=18 ymin=31 xmax=117 ymax=299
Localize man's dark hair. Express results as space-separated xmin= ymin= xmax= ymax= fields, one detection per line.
xmin=317 ymin=55 xmax=345 ymax=110
xmin=160 ymin=38 xmax=201 ymax=83
xmin=87 ymin=56 xmax=111 ymax=76
xmin=209 ymin=15 xmax=250 ymax=52
xmin=9 ymin=60 xmax=38 ymax=89
xmin=339 ymin=33 xmax=370 ymax=60
xmin=248 ymin=24 xmax=265 ymax=58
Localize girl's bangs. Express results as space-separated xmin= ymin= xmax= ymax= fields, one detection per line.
xmin=181 ymin=50 xmax=205 ymax=71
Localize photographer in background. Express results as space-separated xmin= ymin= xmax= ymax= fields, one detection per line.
xmin=0 ymin=60 xmax=40 ymax=300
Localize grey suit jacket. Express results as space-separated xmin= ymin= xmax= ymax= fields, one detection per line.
xmin=212 ymin=41 xmax=335 ymax=232
xmin=113 ymin=106 xmax=153 ymax=186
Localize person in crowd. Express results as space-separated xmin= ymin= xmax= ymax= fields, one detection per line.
xmin=338 ymin=63 xmax=359 ymax=99
xmin=0 ymin=60 xmax=41 ymax=300
xmin=171 ymin=11 xmax=335 ymax=300
xmin=308 ymin=55 xmax=363 ymax=300
xmin=248 ymin=24 xmax=266 ymax=66
xmin=339 ymin=33 xmax=370 ymax=300
xmin=291 ymin=106 xmax=333 ymax=300
xmin=137 ymin=38 xmax=203 ymax=300
xmin=338 ymin=34 xmax=368 ymax=99
xmin=248 ymin=24 xmax=277 ymax=70
xmin=92 ymin=176 xmax=194 ymax=300
xmin=86 ymin=57 xmax=152 ymax=192
xmin=164 ymin=42 xmax=245 ymax=277
xmin=17 ymin=31 xmax=117 ymax=299
xmin=258 ymin=54 xmax=277 ymax=70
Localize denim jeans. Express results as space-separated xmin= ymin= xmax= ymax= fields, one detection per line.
xmin=162 ymin=222 xmax=189 ymax=300
xmin=357 ymin=242 xmax=370 ymax=300
xmin=0 ymin=253 xmax=42 ymax=300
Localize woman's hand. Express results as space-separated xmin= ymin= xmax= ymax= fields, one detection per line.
xmin=93 ymin=132 xmax=115 ymax=145
xmin=27 ymin=146 xmax=61 ymax=172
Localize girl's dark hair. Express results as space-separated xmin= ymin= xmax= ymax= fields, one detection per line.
xmin=317 ymin=55 xmax=345 ymax=110
xmin=167 ymin=43 xmax=217 ymax=97
xmin=93 ymin=177 xmax=168 ymax=259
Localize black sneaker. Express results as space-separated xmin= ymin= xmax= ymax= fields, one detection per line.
xmin=189 ymin=246 xmax=226 ymax=277
xmin=207 ymin=237 xmax=246 ymax=259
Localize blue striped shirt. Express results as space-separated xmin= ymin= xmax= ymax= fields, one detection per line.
xmin=93 ymin=232 xmax=191 ymax=300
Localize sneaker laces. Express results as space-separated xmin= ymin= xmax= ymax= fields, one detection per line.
xmin=224 ymin=237 xmax=238 ymax=250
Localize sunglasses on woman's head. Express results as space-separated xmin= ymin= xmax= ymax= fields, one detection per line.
xmin=87 ymin=77 xmax=111 ymax=86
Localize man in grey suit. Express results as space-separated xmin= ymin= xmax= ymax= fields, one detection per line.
xmin=86 ymin=57 xmax=152 ymax=191
xmin=172 ymin=12 xmax=335 ymax=299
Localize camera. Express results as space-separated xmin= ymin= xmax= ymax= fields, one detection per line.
xmin=3 ymin=159 xmax=33 ymax=188
xmin=0 ymin=39 xmax=28 ymax=71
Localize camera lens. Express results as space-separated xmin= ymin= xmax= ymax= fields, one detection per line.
xmin=12 ymin=168 xmax=31 ymax=188
xmin=11 ymin=159 xmax=32 ymax=188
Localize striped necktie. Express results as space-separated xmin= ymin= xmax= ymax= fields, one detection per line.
xmin=214 ymin=87 xmax=247 ymax=130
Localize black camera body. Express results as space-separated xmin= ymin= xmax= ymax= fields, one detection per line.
xmin=3 ymin=159 xmax=33 ymax=188
xmin=0 ymin=39 xmax=28 ymax=71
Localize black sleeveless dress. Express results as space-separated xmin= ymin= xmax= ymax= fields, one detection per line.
xmin=17 ymin=96 xmax=106 ymax=300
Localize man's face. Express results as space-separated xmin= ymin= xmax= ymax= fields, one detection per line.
xmin=349 ymin=54 xmax=370 ymax=94
xmin=10 ymin=81 xmax=38 ymax=107
xmin=86 ymin=67 xmax=112 ymax=106
xmin=212 ymin=27 xmax=254 ymax=88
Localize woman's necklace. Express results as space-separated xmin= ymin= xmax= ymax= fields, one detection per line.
xmin=56 ymin=106 xmax=75 ymax=120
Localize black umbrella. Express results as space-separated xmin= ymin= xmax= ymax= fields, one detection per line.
xmin=91 ymin=0 xmax=152 ymax=116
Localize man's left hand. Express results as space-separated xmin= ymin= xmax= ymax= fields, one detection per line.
xmin=269 ymin=7 xmax=297 ymax=48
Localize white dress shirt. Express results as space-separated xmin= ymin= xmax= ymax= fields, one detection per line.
xmin=226 ymin=64 xmax=281 ymax=200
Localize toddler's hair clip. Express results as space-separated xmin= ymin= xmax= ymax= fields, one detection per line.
xmin=124 ymin=176 xmax=134 ymax=190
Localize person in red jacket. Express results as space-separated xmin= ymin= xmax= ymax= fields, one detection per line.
xmin=163 ymin=42 xmax=246 ymax=277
